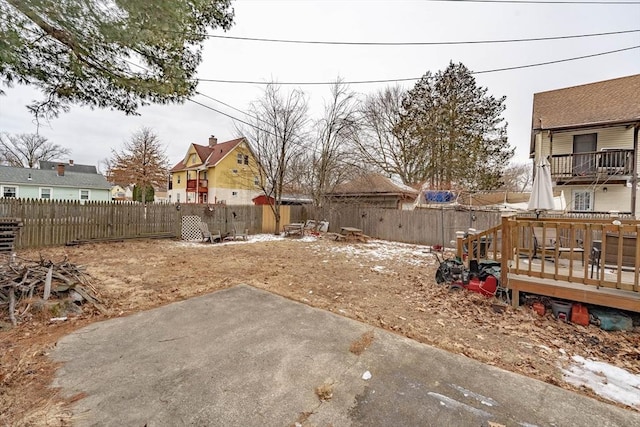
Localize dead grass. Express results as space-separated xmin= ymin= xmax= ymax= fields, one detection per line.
xmin=349 ymin=330 xmax=374 ymax=356
xmin=1 ymin=238 xmax=638 ymax=424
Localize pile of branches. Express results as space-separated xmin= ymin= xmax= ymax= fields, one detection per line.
xmin=0 ymin=254 xmax=106 ymax=326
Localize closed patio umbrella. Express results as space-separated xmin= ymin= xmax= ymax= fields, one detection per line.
xmin=528 ymin=158 xmax=555 ymax=217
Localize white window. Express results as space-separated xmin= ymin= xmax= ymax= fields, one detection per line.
xmin=2 ymin=186 xmax=17 ymax=198
xmin=237 ymin=153 xmax=243 ymax=164
xmin=80 ymin=189 xmax=90 ymax=201
xmin=232 ymin=169 xmax=238 ymax=174
xmin=573 ymin=190 xmax=592 ymax=212
xmin=243 ymin=155 xmax=249 ymax=165
xmin=176 ymin=193 xmax=181 ymax=203
xmin=254 ymin=176 xmax=259 ymax=186
xmin=232 ymin=191 xmax=238 ymax=196
xmin=40 ymin=188 xmax=52 ymax=200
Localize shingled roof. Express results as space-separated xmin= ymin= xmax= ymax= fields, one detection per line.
xmin=0 ymin=165 xmax=111 ymax=189
xmin=532 ymin=74 xmax=640 ymax=132
xmin=170 ymin=137 xmax=245 ymax=172
xmin=329 ymin=173 xmax=418 ymax=197
xmin=39 ymin=161 xmax=98 ymax=174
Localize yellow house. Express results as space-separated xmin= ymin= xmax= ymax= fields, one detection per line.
xmin=168 ymin=135 xmax=260 ymax=205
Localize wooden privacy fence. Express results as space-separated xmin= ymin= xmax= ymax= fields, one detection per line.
xmin=0 ymin=199 xmax=264 ymax=249
xmin=295 ymin=206 xmax=503 ymax=247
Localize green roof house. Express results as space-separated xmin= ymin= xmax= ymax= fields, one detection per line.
xmin=0 ymin=162 xmax=111 ymax=202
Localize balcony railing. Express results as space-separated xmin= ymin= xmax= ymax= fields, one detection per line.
xmin=549 ymin=149 xmax=634 ymax=181
xmin=186 ymin=179 xmax=208 ymax=192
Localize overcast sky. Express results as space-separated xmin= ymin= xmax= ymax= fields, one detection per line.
xmin=1 ymin=0 xmax=639 ymax=172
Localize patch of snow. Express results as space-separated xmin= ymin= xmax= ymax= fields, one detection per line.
xmin=371 ymin=265 xmax=385 ymax=273
xmin=325 ymin=239 xmax=436 ymax=266
xmin=427 ymin=392 xmax=492 ymax=418
xmin=449 ymin=384 xmax=499 ymax=407
xmin=562 ymin=355 xmax=640 ymax=409
xmin=362 ymin=370 xmax=372 ymax=380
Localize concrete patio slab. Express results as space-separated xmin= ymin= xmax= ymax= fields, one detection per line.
xmin=52 ymin=285 xmax=639 ymax=426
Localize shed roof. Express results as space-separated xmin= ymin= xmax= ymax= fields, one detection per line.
xmin=0 ymin=166 xmax=111 ymax=189
xmin=329 ymin=173 xmax=419 ymax=197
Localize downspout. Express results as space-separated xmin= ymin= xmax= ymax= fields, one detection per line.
xmin=631 ymin=124 xmax=639 ymax=217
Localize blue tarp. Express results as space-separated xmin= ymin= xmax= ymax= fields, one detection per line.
xmin=424 ymin=191 xmax=456 ymax=203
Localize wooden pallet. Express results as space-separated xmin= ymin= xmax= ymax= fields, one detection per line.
xmin=0 ymin=218 xmax=23 ymax=252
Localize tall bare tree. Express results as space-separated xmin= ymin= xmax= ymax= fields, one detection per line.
xmin=0 ymin=132 xmax=70 ymax=168
xmin=306 ymin=80 xmax=361 ymax=205
xmin=108 ymin=127 xmax=169 ymax=203
xmin=354 ymin=85 xmax=425 ymax=186
xmin=242 ymin=84 xmax=309 ymax=233
xmin=501 ymin=161 xmax=533 ymax=192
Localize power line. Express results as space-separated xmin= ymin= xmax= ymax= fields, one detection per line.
xmin=195 ymin=91 xmax=265 ymax=124
xmin=200 ymin=29 xmax=639 ymax=46
xmin=186 ymin=98 xmax=274 ymax=137
xmin=196 ymin=45 xmax=640 ymax=86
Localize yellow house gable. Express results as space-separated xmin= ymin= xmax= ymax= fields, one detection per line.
xmin=207 ymin=140 xmax=259 ymax=191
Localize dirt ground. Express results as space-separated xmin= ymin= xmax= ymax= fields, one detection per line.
xmin=1 ymin=235 xmax=639 ymax=425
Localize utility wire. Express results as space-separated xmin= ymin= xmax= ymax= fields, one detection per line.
xmin=199 ymin=29 xmax=639 ymax=46
xmin=196 ymin=45 xmax=640 ymax=85
xmin=195 ymin=91 xmax=267 ymax=124
xmin=186 ymin=98 xmax=275 ymax=137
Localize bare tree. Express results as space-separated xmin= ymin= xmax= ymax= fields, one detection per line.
xmin=303 ymin=80 xmax=361 ymax=205
xmin=0 ymin=132 xmax=71 ymax=168
xmin=242 ymin=84 xmax=309 ymax=233
xmin=354 ymin=85 xmax=425 ymax=185
xmin=108 ymin=127 xmax=169 ymax=203
xmin=501 ymin=161 xmax=533 ymax=192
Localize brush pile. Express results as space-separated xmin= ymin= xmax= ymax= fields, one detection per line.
xmin=0 ymin=254 xmax=106 ymax=327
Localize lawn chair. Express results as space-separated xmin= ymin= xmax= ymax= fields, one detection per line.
xmin=200 ymin=222 xmax=222 ymax=243
xmin=232 ymin=222 xmax=249 ymax=241
xmin=531 ymin=226 xmax=584 ymax=265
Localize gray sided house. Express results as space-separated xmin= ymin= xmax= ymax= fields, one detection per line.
xmin=0 ymin=163 xmax=111 ymax=202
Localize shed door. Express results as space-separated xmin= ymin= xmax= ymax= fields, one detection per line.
xmin=573 ymin=133 xmax=597 ymax=176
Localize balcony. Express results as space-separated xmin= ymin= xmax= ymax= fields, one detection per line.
xmin=549 ymin=149 xmax=634 ymax=184
xmin=186 ymin=179 xmax=208 ymax=193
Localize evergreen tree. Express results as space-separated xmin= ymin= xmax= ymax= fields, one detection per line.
xmin=400 ymin=62 xmax=513 ymax=191
xmin=1 ymin=0 xmax=234 ymax=118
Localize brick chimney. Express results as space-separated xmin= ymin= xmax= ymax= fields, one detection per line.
xmin=57 ymin=163 xmax=65 ymax=176
xmin=208 ymin=135 xmax=217 ymax=147
xmin=69 ymin=159 xmax=74 ymax=166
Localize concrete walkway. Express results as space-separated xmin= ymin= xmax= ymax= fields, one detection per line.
xmin=52 ymin=285 xmax=639 ymax=426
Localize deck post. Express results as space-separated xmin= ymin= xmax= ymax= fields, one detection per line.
xmin=500 ymin=216 xmax=519 ymax=307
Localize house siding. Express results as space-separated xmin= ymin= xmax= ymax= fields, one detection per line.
xmin=551 ymin=126 xmax=634 ymax=155
xmin=169 ymin=139 xmax=260 ymax=205
xmin=2 ymin=184 xmax=110 ymax=201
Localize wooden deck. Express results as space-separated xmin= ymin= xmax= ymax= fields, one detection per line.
xmin=458 ymin=217 xmax=640 ymax=313
xmin=507 ymin=258 xmax=640 ymax=312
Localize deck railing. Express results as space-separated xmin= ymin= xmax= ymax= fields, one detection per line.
xmin=549 ymin=149 xmax=634 ymax=180
xmin=186 ymin=179 xmax=208 ymax=192
xmin=501 ymin=217 xmax=639 ymax=293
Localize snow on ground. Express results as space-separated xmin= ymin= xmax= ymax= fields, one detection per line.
xmin=323 ymin=239 xmax=438 ymax=266
xmin=562 ymin=355 xmax=640 ymax=410
xmin=176 ymin=235 xmax=441 ymax=267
